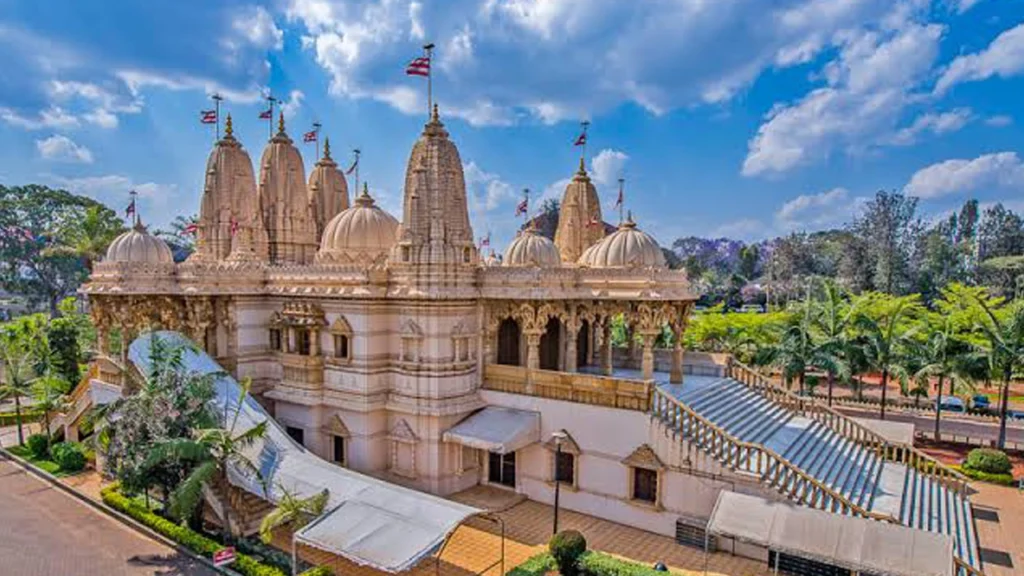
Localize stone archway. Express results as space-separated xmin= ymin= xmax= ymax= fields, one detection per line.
xmin=539 ymin=316 xmax=562 ymax=371
xmin=496 ymin=318 xmax=521 ymax=366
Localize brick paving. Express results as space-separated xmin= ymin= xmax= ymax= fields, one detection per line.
xmin=967 ymin=482 xmax=1024 ymax=576
xmin=0 ymin=458 xmax=216 ymax=576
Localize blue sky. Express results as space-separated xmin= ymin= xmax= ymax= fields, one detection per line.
xmin=1 ymin=0 xmax=1023 ymax=251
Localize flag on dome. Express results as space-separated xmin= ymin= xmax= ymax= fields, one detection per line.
xmin=573 ymin=131 xmax=587 ymax=147
xmin=200 ymin=110 xmax=217 ymax=124
xmin=259 ymin=108 xmax=273 ymax=119
xmin=125 ymin=197 xmax=136 ymax=218
xmin=514 ymin=198 xmax=528 ymax=217
xmin=406 ymin=56 xmax=430 ymax=77
xmin=480 ymin=233 xmax=490 ymax=247
xmin=614 ymin=187 xmax=624 ymax=208
xmin=587 ymin=216 xmax=601 ymax=228
xmin=184 ymin=222 xmax=198 ymax=235
xmin=303 ymin=130 xmax=317 ymax=143
xmin=346 ymin=157 xmax=359 ymax=175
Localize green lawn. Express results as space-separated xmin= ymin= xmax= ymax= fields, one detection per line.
xmin=7 ymin=444 xmax=79 ymax=477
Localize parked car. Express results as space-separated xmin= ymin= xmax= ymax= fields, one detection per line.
xmin=937 ymin=396 xmax=965 ymax=413
xmin=1008 ymin=410 xmax=1024 ymax=421
xmin=971 ymin=394 xmax=991 ymax=411
xmin=739 ymin=304 xmax=764 ymax=314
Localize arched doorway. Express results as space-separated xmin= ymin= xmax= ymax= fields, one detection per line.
xmin=496 ymin=318 xmax=521 ymax=366
xmin=577 ymin=320 xmax=590 ymax=369
xmin=539 ymin=316 xmax=562 ymax=370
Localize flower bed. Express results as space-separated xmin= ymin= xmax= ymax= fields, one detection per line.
xmin=101 ymin=484 xmax=333 ymax=576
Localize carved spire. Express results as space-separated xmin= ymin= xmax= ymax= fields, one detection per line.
xmin=277 ymin=111 xmax=286 ymax=135
xmin=323 ymin=137 xmax=332 ymax=160
xmin=224 ymin=114 xmax=234 ymax=139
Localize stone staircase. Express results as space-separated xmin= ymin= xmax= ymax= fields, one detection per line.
xmin=652 ymin=371 xmax=982 ymax=575
xmin=204 ymin=480 xmax=274 ymax=537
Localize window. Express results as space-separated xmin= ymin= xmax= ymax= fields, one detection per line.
xmin=632 ymin=467 xmax=658 ymax=503
xmin=402 ymin=246 xmax=411 ymax=262
xmin=296 ymin=329 xmax=311 ymax=355
xmin=286 ymin=426 xmax=305 ymax=446
xmin=269 ymin=328 xmax=282 ymax=351
xmin=332 ymin=435 xmax=346 ymax=465
xmin=488 ymin=451 xmax=516 ymax=488
xmin=555 ymin=451 xmax=575 ymax=485
xmin=334 ymin=334 xmax=349 ymax=359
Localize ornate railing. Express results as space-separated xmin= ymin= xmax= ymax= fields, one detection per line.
xmin=651 ymin=387 xmax=898 ymax=522
xmin=727 ymin=361 xmax=969 ymax=495
xmin=482 ymin=364 xmax=652 ymax=412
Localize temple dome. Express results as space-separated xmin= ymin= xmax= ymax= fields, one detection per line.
xmin=578 ymin=214 xmax=665 ymax=269
xmin=316 ymin=185 xmax=399 ymax=264
xmin=307 ymin=137 xmax=349 ymax=240
xmin=554 ymin=157 xmax=605 ymax=263
xmin=105 ymin=222 xmax=174 ymax=264
xmin=503 ymin=228 xmax=561 ymax=268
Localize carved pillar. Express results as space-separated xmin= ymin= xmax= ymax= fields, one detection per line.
xmin=525 ymin=330 xmax=542 ymax=390
xmin=601 ymin=323 xmax=613 ymax=376
xmin=565 ymin=313 xmax=580 ymax=373
xmin=586 ymin=322 xmax=596 ymax=366
xmin=641 ymin=334 xmax=656 ymax=380
xmin=670 ymin=341 xmax=684 ymax=384
xmin=311 ymin=328 xmax=320 ymax=356
xmin=626 ymin=325 xmax=637 ymax=368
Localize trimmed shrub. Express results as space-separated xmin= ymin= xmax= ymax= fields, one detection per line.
xmin=964 ymin=448 xmax=1012 ymax=475
xmin=578 ymin=552 xmax=667 ymax=576
xmin=101 ymin=485 xmax=286 ymax=576
xmin=549 ymin=530 xmax=587 ymax=576
xmin=0 ymin=410 xmax=43 ymax=427
xmin=50 ymin=442 xmax=86 ymax=472
xmin=956 ymin=465 xmax=1015 ymax=486
xmin=26 ymin=433 xmax=50 ymax=458
xmin=508 ymin=553 xmax=556 ymax=576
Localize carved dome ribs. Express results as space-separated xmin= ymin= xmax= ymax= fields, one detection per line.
xmin=503 ymin=228 xmax=561 ymax=268
xmin=105 ymin=222 xmax=174 ymax=264
xmin=317 ymin=184 xmax=398 ymax=265
xmin=578 ymin=213 xmax=666 ymax=269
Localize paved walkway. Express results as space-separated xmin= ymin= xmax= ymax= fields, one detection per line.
xmin=0 ymin=458 xmax=216 ymax=576
xmin=968 ymin=482 xmax=1024 ymax=576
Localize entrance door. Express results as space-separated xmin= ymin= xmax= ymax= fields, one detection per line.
xmin=497 ymin=318 xmax=521 ymax=366
xmin=539 ymin=317 xmax=561 ymax=370
xmin=487 ymin=451 xmax=516 ymax=488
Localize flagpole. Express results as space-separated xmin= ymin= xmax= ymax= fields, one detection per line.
xmin=129 ymin=189 xmax=139 ymax=227
xmin=617 ymin=178 xmax=625 ymax=225
xmin=212 ymin=93 xmax=223 ymax=140
xmin=313 ymin=121 xmax=322 ymax=160
xmin=424 ymin=43 xmax=435 ymax=119
xmin=353 ymin=149 xmax=361 ymax=194
xmin=580 ymin=120 xmax=590 ymax=165
xmin=523 ymin=188 xmax=530 ymax=228
xmin=266 ymin=94 xmax=277 ymax=139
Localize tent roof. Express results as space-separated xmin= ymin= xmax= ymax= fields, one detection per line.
xmin=130 ymin=332 xmax=480 ymax=574
xmin=443 ymin=406 xmax=540 ymax=454
xmin=708 ymin=492 xmax=954 ymax=576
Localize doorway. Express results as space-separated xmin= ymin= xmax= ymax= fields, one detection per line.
xmin=539 ymin=317 xmax=562 ymax=370
xmin=497 ymin=318 xmax=521 ymax=366
xmin=488 ymin=451 xmax=516 ymax=488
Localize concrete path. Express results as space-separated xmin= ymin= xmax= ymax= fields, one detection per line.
xmin=0 ymin=459 xmax=217 ymax=576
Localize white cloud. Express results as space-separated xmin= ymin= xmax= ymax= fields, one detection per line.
xmin=985 ymin=115 xmax=1013 ymax=127
xmin=935 ymin=23 xmax=1024 ymax=94
xmin=710 ymin=218 xmax=770 ymax=242
xmin=0 ymin=105 xmax=79 ymax=130
xmin=230 ymin=6 xmax=284 ymax=51
xmin=904 ymin=152 xmax=1024 ymax=198
xmin=590 ymin=149 xmax=629 ymax=188
xmin=464 ymin=161 xmax=515 ymax=211
xmin=35 ymin=135 xmax=94 ymax=163
xmin=279 ymin=90 xmax=305 ymax=119
xmin=408 ymin=2 xmax=425 ymax=40
xmin=744 ymin=18 xmax=945 ymax=177
xmin=774 ymin=187 xmax=868 ymax=231
xmin=953 ymin=0 xmax=983 ymax=13
xmin=116 ymin=69 xmax=265 ymax=104
xmin=889 ymin=108 xmax=972 ymax=145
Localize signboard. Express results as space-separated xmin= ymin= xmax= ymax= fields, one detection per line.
xmin=213 ymin=547 xmax=236 ymax=567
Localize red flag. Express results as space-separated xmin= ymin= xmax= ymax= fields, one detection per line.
xmin=573 ymin=131 xmax=587 ymax=146
xmin=614 ymin=187 xmax=624 ymax=209
xmin=259 ymin=108 xmax=272 ymax=119
xmin=480 ymin=233 xmax=490 ymax=247
xmin=406 ymin=56 xmax=430 ymax=77
xmin=230 ymin=218 xmax=239 ymax=236
xmin=587 ymin=217 xmax=601 ymax=228
xmin=200 ymin=110 xmax=217 ymax=124
xmin=125 ymin=197 xmax=136 ymax=218
xmin=184 ymin=223 xmax=198 ymax=235
xmin=514 ymin=198 xmax=528 ymax=217
xmin=346 ymin=158 xmax=358 ymax=175
xmin=303 ymin=130 xmax=317 ymax=143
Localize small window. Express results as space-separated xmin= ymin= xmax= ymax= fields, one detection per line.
xmin=555 ymin=451 xmax=574 ymax=485
xmin=286 ymin=426 xmax=305 ymax=446
xmin=332 ymin=435 xmax=346 ymax=465
xmin=269 ymin=328 xmax=282 ymax=351
xmin=632 ymin=467 xmax=657 ymax=503
xmin=334 ymin=334 xmax=349 ymax=359
xmin=463 ymin=247 xmax=471 ymax=263
xmin=402 ymin=246 xmax=411 ymax=262
xmin=296 ymin=329 xmax=311 ymax=355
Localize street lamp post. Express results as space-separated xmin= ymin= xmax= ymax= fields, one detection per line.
xmin=552 ymin=430 xmax=567 ymax=535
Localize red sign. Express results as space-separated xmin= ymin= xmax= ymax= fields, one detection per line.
xmin=213 ymin=547 xmax=236 ymax=567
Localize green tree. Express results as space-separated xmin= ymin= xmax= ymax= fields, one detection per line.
xmin=0 ymin=185 xmax=123 ymax=315
xmin=44 ymin=204 xmax=125 ymax=271
xmin=259 ymin=486 xmax=329 ymax=547
xmin=0 ymin=316 xmax=47 ymax=444
xmin=144 ymin=378 xmax=267 ymax=534
xmin=811 ymin=280 xmax=855 ymax=406
xmin=154 ymin=214 xmax=197 ymax=262
xmin=46 ymin=316 xmax=82 ymax=390
xmin=848 ymin=191 xmax=923 ymax=295
xmin=978 ymin=203 xmax=1024 ymax=261
xmin=973 ymin=298 xmax=1024 ymax=449
xmin=911 ymin=315 xmax=978 ymax=439
xmin=32 ymin=375 xmax=69 ymax=452
xmin=854 ymin=294 xmax=922 ymax=419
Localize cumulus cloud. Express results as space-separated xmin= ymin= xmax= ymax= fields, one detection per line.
xmin=888 ymin=108 xmax=972 ymax=145
xmin=952 ymin=0 xmax=984 ymax=13
xmin=985 ymin=115 xmax=1013 ymax=127
xmin=935 ymin=23 xmax=1024 ymax=94
xmin=36 ymin=134 xmax=94 ymax=163
xmin=0 ymin=106 xmax=79 ymax=130
xmin=229 ymin=6 xmax=284 ymax=52
xmin=774 ymin=187 xmax=868 ymax=231
xmin=744 ymin=17 xmax=945 ymax=177
xmin=279 ymin=90 xmax=305 ymax=119
xmin=464 ymin=160 xmax=515 ymax=212
xmin=590 ymin=149 xmax=628 ymax=188
xmin=904 ymin=152 xmax=1024 ymax=198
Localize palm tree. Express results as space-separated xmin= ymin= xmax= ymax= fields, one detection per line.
xmin=259 ymin=486 xmax=329 ymax=545
xmin=32 ymin=375 xmax=69 ymax=452
xmin=43 ymin=205 xmax=124 ymax=271
xmin=812 ymin=280 xmax=856 ymax=406
xmin=855 ymin=295 xmax=921 ymax=420
xmin=0 ymin=326 xmax=44 ymax=445
xmin=973 ymin=298 xmax=1024 ymax=449
xmin=911 ymin=316 xmax=978 ymax=440
xmin=145 ymin=378 xmax=267 ymax=535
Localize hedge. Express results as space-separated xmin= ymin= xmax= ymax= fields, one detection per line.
xmin=509 ymin=551 xmax=666 ymax=576
xmin=298 ymin=568 xmax=334 ymax=576
xmin=0 ymin=410 xmax=42 ymax=427
xmin=101 ymin=485 xmax=287 ymax=576
xmin=51 ymin=442 xmax=86 ymax=472
xmin=955 ymin=465 xmax=1016 ymax=486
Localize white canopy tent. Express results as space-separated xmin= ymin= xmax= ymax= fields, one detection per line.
xmin=130 ymin=332 xmax=481 ymax=573
xmin=442 ymin=406 xmax=541 ymax=454
xmin=707 ymin=492 xmax=954 ymax=576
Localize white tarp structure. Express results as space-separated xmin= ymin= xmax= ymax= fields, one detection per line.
xmin=707 ymin=492 xmax=954 ymax=576
xmin=442 ymin=406 xmax=540 ymax=454
xmin=129 ymin=332 xmax=480 ymax=573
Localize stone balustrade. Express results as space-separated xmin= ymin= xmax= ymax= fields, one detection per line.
xmin=482 ymin=363 xmax=652 ymax=411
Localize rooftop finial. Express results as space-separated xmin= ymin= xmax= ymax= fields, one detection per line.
xmin=355 ymin=182 xmax=374 ymax=206
xmin=277 ymin=111 xmax=285 ymax=135
xmin=323 ymin=137 xmax=331 ymax=159
xmin=577 ymin=156 xmax=586 ymax=175
xmin=224 ymin=114 xmax=234 ymax=138
xmin=431 ymin=103 xmax=440 ymax=123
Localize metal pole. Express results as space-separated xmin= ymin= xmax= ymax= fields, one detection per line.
xmin=291 ymin=535 xmax=298 ymax=576
xmin=212 ymin=93 xmax=223 ymax=141
xmin=424 ymin=43 xmax=435 ymax=118
xmin=553 ymin=442 xmax=562 ymax=535
xmin=353 ymin=149 xmax=361 ymax=194
xmin=313 ymin=121 xmax=322 ymax=160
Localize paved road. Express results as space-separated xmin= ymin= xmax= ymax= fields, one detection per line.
xmin=836 ymin=405 xmax=1024 ymax=446
xmin=0 ymin=459 xmax=217 ymax=576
